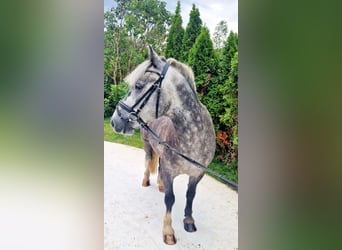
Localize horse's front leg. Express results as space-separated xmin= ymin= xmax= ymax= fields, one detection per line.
xmin=157 ymin=164 xmax=165 ymax=192
xmin=161 ymin=172 xmax=176 ymax=245
xmin=142 ymin=140 xmax=158 ymax=187
xmin=183 ymin=173 xmax=204 ymax=232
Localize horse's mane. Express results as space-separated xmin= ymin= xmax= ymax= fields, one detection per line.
xmin=124 ymin=57 xmax=197 ymax=94
xmin=166 ymin=58 xmax=197 ymax=93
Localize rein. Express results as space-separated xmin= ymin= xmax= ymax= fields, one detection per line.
xmin=117 ymin=63 xmax=238 ymax=191
xmin=139 ymin=117 xmax=238 ymax=191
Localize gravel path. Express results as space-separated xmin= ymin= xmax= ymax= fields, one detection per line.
xmin=104 ymin=141 xmax=238 ymax=250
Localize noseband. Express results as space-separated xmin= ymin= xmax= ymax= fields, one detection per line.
xmin=117 ymin=63 xmax=170 ymax=122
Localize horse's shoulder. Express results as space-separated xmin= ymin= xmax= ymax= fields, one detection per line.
xmin=150 ymin=116 xmax=175 ymax=132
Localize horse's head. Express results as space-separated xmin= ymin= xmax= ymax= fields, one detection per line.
xmin=111 ymin=46 xmax=174 ymax=135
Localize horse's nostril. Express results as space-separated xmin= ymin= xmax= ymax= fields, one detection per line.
xmin=110 ymin=118 xmax=115 ymax=127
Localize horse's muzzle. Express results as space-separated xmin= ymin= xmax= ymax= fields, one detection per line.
xmin=111 ymin=109 xmax=135 ymax=135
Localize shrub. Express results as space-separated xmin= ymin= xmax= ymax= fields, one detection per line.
xmin=104 ymin=83 xmax=129 ymax=118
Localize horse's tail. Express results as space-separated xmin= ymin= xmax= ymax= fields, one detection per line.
xmin=149 ymin=150 xmax=158 ymax=174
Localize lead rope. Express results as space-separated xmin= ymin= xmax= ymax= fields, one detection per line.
xmin=138 ymin=116 xmax=238 ymax=191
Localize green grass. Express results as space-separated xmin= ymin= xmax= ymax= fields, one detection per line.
xmin=208 ymin=159 xmax=238 ymax=184
xmin=104 ymin=117 xmax=144 ymax=148
xmin=104 ymin=117 xmax=238 ymax=184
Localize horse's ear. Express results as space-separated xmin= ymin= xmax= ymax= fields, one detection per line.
xmin=148 ymin=45 xmax=162 ymax=69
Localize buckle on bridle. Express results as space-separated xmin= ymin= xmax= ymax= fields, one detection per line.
xmin=128 ymin=112 xmax=139 ymax=122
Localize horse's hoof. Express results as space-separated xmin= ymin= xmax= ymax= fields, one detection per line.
xmin=142 ymin=180 xmax=150 ymax=187
xmin=163 ymin=234 xmax=176 ymax=245
xmin=158 ymin=185 xmax=165 ymax=192
xmin=184 ymin=222 xmax=197 ymax=232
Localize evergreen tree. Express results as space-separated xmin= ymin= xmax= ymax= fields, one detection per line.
xmin=181 ymin=4 xmax=202 ymax=62
xmin=218 ymin=31 xmax=238 ymax=81
xmin=188 ymin=26 xmax=223 ymax=130
xmin=165 ymin=1 xmax=184 ymax=60
xmin=220 ymin=51 xmax=238 ymax=128
xmin=215 ymin=32 xmax=238 ymax=132
xmin=188 ymin=26 xmax=216 ymax=88
xmin=214 ymin=32 xmax=238 ymax=172
xmin=218 ymin=51 xmax=238 ymax=168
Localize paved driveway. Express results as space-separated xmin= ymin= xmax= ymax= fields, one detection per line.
xmin=104 ymin=141 xmax=238 ymax=250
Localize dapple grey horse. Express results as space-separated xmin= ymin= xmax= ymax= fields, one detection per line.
xmin=111 ymin=46 xmax=216 ymax=245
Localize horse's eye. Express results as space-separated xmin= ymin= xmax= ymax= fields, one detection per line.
xmin=135 ymin=81 xmax=144 ymax=90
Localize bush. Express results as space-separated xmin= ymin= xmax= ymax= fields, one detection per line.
xmin=104 ymin=83 xmax=129 ymax=118
xmin=216 ymin=51 xmax=238 ymax=170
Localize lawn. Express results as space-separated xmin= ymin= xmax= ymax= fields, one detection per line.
xmin=104 ymin=117 xmax=238 ymax=184
xmin=104 ymin=117 xmax=144 ymax=148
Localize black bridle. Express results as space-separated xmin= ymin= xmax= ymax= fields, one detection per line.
xmin=116 ymin=62 xmax=238 ymax=191
xmin=117 ymin=63 xmax=170 ymax=122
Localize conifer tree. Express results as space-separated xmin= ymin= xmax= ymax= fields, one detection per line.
xmin=188 ymin=26 xmax=221 ymax=129
xmin=218 ymin=51 xmax=238 ymax=168
xmin=181 ymin=4 xmax=202 ymax=62
xmin=188 ymin=26 xmax=216 ymax=86
xmin=165 ymin=1 xmax=184 ymax=60
xmin=218 ymin=31 xmax=238 ymax=81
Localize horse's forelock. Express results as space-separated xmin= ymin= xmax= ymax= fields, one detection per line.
xmin=124 ymin=60 xmax=151 ymax=87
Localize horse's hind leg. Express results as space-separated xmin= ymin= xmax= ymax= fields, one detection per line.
xmin=142 ymin=141 xmax=158 ymax=187
xmin=183 ymin=173 xmax=204 ymax=232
